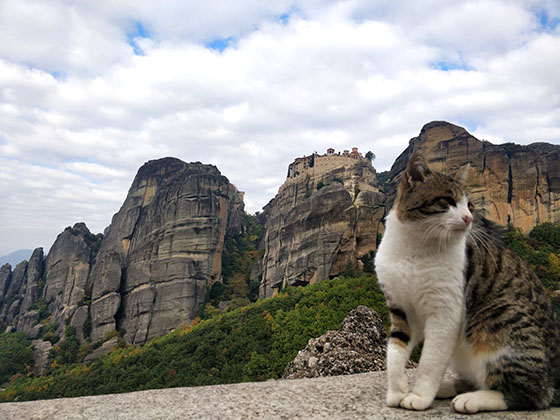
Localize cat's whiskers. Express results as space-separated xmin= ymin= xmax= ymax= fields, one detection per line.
xmin=414 ymin=221 xmax=450 ymax=257
xmin=468 ymin=228 xmax=497 ymax=268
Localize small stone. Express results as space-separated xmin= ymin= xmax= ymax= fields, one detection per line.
xmin=308 ymin=356 xmax=318 ymax=368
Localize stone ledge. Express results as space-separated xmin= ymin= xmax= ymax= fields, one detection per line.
xmin=1 ymin=370 xmax=558 ymax=420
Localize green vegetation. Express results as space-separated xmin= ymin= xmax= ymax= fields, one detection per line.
xmin=206 ymin=213 xmax=264 ymax=314
xmin=365 ymin=151 xmax=375 ymax=163
xmin=0 ymin=332 xmax=33 ymax=384
xmin=27 ymin=297 xmax=51 ymax=325
xmin=504 ymin=223 xmax=560 ymax=313
xmin=0 ymin=275 xmax=387 ymax=402
xmin=50 ymin=326 xmax=81 ymax=365
xmin=500 ymin=142 xmax=528 ymax=158
xmin=376 ymin=170 xmax=391 ymax=192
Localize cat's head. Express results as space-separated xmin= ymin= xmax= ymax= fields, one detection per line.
xmin=395 ymin=152 xmax=473 ymax=234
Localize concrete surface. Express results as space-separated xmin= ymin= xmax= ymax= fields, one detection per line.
xmin=0 ymin=370 xmax=559 ymax=420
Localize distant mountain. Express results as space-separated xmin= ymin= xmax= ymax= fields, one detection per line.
xmin=0 ymin=249 xmax=32 ymax=267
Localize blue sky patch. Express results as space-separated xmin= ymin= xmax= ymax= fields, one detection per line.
xmin=431 ymin=60 xmax=472 ymax=72
xmin=49 ymin=71 xmax=67 ymax=80
xmin=538 ymin=10 xmax=559 ymax=31
xmin=279 ymin=12 xmax=291 ymax=24
xmin=206 ymin=37 xmax=234 ymax=52
xmin=127 ymin=21 xmax=151 ymax=55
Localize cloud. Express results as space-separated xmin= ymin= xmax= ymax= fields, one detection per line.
xmin=0 ymin=0 xmax=559 ymax=256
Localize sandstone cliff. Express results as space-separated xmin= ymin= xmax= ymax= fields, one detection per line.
xmin=90 ymin=157 xmax=244 ymax=345
xmin=0 ymin=248 xmax=45 ymax=334
xmin=386 ymin=121 xmax=560 ymax=231
xmin=259 ymin=150 xmax=385 ymax=298
xmin=41 ymin=223 xmax=101 ymax=341
xmin=0 ymin=224 xmax=100 ymax=339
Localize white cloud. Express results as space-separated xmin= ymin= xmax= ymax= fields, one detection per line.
xmin=0 ymin=0 xmax=559 ymax=256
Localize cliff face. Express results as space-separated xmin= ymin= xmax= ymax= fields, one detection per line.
xmin=0 ymin=225 xmax=99 ymax=339
xmin=387 ymin=121 xmax=560 ymax=231
xmin=90 ymin=157 xmax=243 ymax=345
xmin=42 ymin=223 xmax=99 ymax=341
xmin=259 ymin=152 xmax=385 ymax=298
xmin=0 ymin=248 xmax=45 ymax=334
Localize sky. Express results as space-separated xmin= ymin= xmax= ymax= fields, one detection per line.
xmin=1 ymin=0 xmax=559 ymax=257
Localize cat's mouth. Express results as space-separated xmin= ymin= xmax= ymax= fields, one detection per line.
xmin=452 ymin=225 xmax=471 ymax=232
xmin=451 ymin=215 xmax=473 ymax=232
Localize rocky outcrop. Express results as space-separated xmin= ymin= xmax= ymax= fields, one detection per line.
xmin=90 ymin=157 xmax=244 ymax=345
xmin=0 ymin=260 xmax=28 ymax=327
xmin=0 ymin=229 xmax=97 ymax=339
xmin=20 ymin=248 xmax=45 ymax=313
xmin=0 ymin=248 xmax=45 ymax=333
xmin=259 ymin=151 xmax=385 ymax=297
xmin=0 ymin=263 xmax=12 ymax=303
xmin=283 ymin=306 xmax=387 ymax=379
xmin=42 ymin=223 xmax=99 ymax=339
xmin=83 ymin=337 xmax=120 ymax=363
xmin=32 ymin=339 xmax=53 ymax=374
xmin=4 ymin=261 xmax=27 ymax=306
xmin=386 ymin=121 xmax=560 ymax=231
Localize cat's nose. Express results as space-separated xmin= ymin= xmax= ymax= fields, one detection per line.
xmin=462 ymin=214 xmax=473 ymax=226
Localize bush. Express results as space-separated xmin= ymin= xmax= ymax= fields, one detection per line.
xmin=0 ymin=332 xmax=33 ymax=384
xmin=505 ymin=223 xmax=560 ymax=313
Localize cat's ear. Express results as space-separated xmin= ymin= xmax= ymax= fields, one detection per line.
xmin=405 ymin=152 xmax=431 ymax=184
xmin=455 ymin=163 xmax=470 ymax=184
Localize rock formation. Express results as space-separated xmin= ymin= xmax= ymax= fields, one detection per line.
xmin=259 ymin=149 xmax=386 ymax=298
xmin=386 ymin=121 xmax=560 ymax=231
xmin=31 ymin=339 xmax=53 ymax=374
xmin=90 ymin=157 xmax=244 ymax=345
xmin=3 ymin=123 xmax=559 ymax=361
xmin=0 ymin=263 xmax=12 ymax=304
xmin=20 ymin=248 xmax=45 ymax=313
xmin=0 ymin=248 xmax=45 ymax=334
xmin=42 ymin=223 xmax=100 ymax=340
xmin=0 ymin=227 xmax=99 ymax=341
xmin=1 ymin=158 xmax=245 ymax=348
xmin=282 ymin=306 xmax=387 ymax=379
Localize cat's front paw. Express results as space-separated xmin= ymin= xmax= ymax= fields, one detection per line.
xmin=452 ymin=391 xmax=508 ymax=414
xmin=400 ymin=392 xmax=434 ymax=411
xmin=386 ymin=389 xmax=407 ymax=407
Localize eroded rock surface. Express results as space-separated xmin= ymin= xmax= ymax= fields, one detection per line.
xmin=43 ymin=223 xmax=99 ymax=339
xmin=260 ymin=152 xmax=385 ymax=297
xmin=386 ymin=121 xmax=560 ymax=231
xmin=32 ymin=339 xmax=53 ymax=374
xmin=90 ymin=157 xmax=243 ymax=345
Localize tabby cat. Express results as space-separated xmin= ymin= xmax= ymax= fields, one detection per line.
xmin=374 ymin=153 xmax=560 ymax=413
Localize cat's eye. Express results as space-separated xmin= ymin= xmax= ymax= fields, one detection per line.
xmin=438 ymin=196 xmax=456 ymax=207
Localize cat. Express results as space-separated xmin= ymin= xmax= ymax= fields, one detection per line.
xmin=374 ymin=152 xmax=560 ymax=414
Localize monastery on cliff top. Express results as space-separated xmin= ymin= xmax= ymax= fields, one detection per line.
xmin=287 ymin=147 xmax=366 ymax=179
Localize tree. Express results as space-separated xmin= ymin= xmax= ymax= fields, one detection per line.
xmin=365 ymin=151 xmax=375 ymax=163
xmin=0 ymin=332 xmax=33 ymax=384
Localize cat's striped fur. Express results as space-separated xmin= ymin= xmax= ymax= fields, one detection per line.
xmin=375 ymin=153 xmax=560 ymax=413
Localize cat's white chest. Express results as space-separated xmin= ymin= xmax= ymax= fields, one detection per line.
xmin=375 ymin=210 xmax=467 ymax=312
